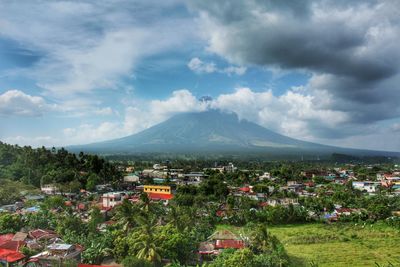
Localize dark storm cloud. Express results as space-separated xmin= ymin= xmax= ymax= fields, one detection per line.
xmin=191 ymin=0 xmax=398 ymax=82
xmin=189 ymin=0 xmax=400 ymax=135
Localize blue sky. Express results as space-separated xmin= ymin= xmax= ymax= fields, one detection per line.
xmin=0 ymin=0 xmax=400 ymax=151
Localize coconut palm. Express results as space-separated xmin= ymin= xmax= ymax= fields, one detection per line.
xmin=130 ymin=215 xmax=162 ymax=264
xmin=114 ymin=198 xmax=137 ymax=232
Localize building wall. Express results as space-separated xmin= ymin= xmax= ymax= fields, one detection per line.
xmin=144 ymin=185 xmax=171 ymax=195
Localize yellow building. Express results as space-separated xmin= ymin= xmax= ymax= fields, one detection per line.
xmin=144 ymin=185 xmax=171 ymax=195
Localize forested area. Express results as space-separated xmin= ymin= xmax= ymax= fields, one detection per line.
xmin=0 ymin=142 xmax=122 ymax=190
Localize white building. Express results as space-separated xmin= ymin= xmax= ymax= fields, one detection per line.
xmin=102 ymin=192 xmax=123 ymax=208
xmin=41 ymin=184 xmax=59 ymax=195
xmin=352 ymin=181 xmax=380 ymax=193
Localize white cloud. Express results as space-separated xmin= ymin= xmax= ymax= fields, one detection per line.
xmin=120 ymin=87 xmax=350 ymax=143
xmin=63 ymin=122 xmax=125 ymax=145
xmin=0 ymin=1 xmax=199 ymax=99
xmin=188 ymin=57 xmax=217 ymax=73
xmin=36 ymin=29 xmax=150 ymax=95
xmin=0 ymin=90 xmax=55 ymax=116
xmin=3 ymin=135 xmax=59 ymax=148
xmin=212 ymin=87 xmax=349 ymax=140
xmin=94 ymin=107 xmax=114 ymax=116
xmin=3 ymin=87 xmax=398 ymax=151
xmin=188 ymin=57 xmax=246 ymax=75
xmin=123 ymin=90 xmax=208 ymax=134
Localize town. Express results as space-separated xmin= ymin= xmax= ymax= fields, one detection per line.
xmin=1 ymin=143 xmax=400 ymax=266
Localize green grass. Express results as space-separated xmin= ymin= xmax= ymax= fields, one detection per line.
xmin=217 ymin=223 xmax=400 ymax=267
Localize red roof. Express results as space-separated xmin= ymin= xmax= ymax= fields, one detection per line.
xmin=336 ymin=208 xmax=353 ymax=213
xmin=28 ymin=229 xmax=58 ymax=240
xmin=0 ymin=248 xmax=25 ymax=262
xmin=0 ymin=241 xmax=25 ymax=251
xmin=239 ymin=186 xmax=250 ymax=192
xmin=215 ymin=239 xmax=245 ymax=249
xmin=216 ymin=210 xmax=225 ymax=217
xmin=148 ymin=193 xmax=173 ymax=200
xmin=0 ymin=234 xmax=14 ymax=246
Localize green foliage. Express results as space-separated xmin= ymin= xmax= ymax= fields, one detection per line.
xmin=122 ymin=256 xmax=153 ymax=267
xmin=86 ymin=173 xmax=101 ymax=191
xmin=159 ymin=224 xmax=198 ymax=265
xmin=56 ymin=212 xmax=86 ymax=236
xmin=24 ymin=210 xmax=57 ymax=230
xmin=0 ymin=142 xmax=122 ymax=189
xmin=210 ymin=248 xmax=257 ymax=267
xmin=88 ymin=206 xmax=103 ymax=233
xmin=127 ymin=215 xmax=162 ymax=264
xmin=0 ymin=213 xmax=22 ymax=233
xmin=41 ymin=195 xmax=65 ymax=210
xmin=0 ymin=179 xmax=39 ymax=205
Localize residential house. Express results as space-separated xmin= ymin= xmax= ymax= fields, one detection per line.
xmin=0 ymin=248 xmax=25 ymax=267
xmin=144 ymin=185 xmax=173 ymax=201
xmin=352 ymin=181 xmax=380 ymax=193
xmin=40 ymin=184 xmax=59 ymax=195
xmin=27 ymin=243 xmax=83 ymax=267
xmin=198 ymin=230 xmax=245 ymax=259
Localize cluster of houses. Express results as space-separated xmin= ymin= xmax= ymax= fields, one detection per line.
xmin=2 ymin=163 xmax=400 ymax=265
xmin=0 ymin=229 xmax=97 ymax=267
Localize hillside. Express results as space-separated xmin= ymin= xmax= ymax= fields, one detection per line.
xmin=69 ymin=110 xmax=399 ymax=158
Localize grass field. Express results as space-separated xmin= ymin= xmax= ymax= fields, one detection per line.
xmin=217 ymin=223 xmax=400 ymax=267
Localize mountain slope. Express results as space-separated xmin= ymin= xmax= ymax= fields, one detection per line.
xmin=69 ymin=110 xmax=398 ymax=157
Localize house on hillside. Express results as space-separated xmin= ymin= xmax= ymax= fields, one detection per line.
xmin=27 ymin=243 xmax=83 ymax=266
xmin=198 ymin=230 xmax=245 ymax=261
xmin=41 ymin=184 xmax=59 ymax=195
xmin=0 ymin=248 xmax=26 ymax=267
xmin=179 ymin=172 xmax=208 ymax=186
xmin=352 ymin=181 xmax=380 ymax=193
xmin=144 ymin=185 xmax=173 ymax=202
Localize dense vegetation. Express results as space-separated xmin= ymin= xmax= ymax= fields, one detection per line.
xmin=0 ymin=142 xmax=122 ymax=190
xmin=1 ymin=142 xmax=400 ymax=266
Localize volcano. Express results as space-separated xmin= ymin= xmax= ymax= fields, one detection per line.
xmin=69 ymin=110 xmax=398 ymax=158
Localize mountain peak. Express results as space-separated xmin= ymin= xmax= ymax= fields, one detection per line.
xmin=69 ymin=110 xmax=398 ymax=157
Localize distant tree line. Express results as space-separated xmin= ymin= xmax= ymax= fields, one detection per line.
xmin=0 ymin=142 xmax=122 ymax=190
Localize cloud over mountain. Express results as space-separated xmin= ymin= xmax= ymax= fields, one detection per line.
xmin=190 ymin=0 xmax=400 ymax=129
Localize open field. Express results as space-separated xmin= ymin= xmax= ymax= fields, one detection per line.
xmin=217 ymin=223 xmax=400 ymax=267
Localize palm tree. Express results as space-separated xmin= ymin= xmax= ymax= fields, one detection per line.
xmin=114 ymin=199 xmax=137 ymax=232
xmin=130 ymin=215 xmax=162 ymax=264
xmin=250 ymin=224 xmax=270 ymax=253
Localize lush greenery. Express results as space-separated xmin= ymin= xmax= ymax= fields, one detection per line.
xmin=0 ymin=142 xmax=122 ymax=190
xmin=218 ymin=223 xmax=400 ymax=267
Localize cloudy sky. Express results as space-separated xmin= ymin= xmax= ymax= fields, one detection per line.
xmin=0 ymin=0 xmax=399 ymax=151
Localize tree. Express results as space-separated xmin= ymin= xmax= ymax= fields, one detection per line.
xmin=88 ymin=206 xmax=103 ymax=233
xmin=0 ymin=213 xmax=22 ymax=234
xmin=129 ymin=215 xmax=161 ymax=264
xmin=25 ymin=210 xmax=56 ymax=230
xmin=82 ymin=236 xmax=112 ymax=264
xmin=249 ymin=224 xmax=270 ymax=253
xmin=159 ymin=224 xmax=198 ymax=265
xmin=211 ymin=248 xmax=257 ymax=267
xmin=113 ymin=199 xmax=138 ymax=232
xmin=86 ymin=173 xmax=101 ymax=191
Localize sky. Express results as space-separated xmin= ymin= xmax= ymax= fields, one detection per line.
xmin=0 ymin=0 xmax=400 ymax=151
